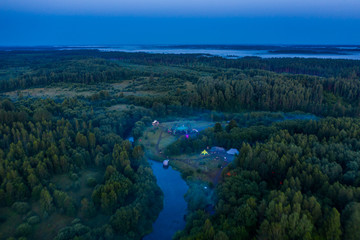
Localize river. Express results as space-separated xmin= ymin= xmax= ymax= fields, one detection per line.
xmin=144 ymin=160 xmax=188 ymax=240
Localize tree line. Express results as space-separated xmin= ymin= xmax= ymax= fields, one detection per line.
xmin=174 ymin=118 xmax=360 ymax=240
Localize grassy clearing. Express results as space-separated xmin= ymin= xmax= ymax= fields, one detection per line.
xmin=111 ymin=81 xmax=132 ymax=90
xmin=1 ymin=81 xmax=134 ymax=100
xmin=107 ymin=103 xmax=148 ymax=112
xmin=51 ymin=169 xmax=103 ymax=203
xmin=112 ymin=80 xmax=164 ymax=96
xmin=3 ymin=85 xmax=97 ymax=100
xmin=32 ymin=213 xmax=73 ymax=240
xmin=158 ymin=134 xmax=177 ymax=151
xmin=160 ymin=120 xmax=215 ymax=132
xmin=140 ymin=119 xmax=229 ymax=183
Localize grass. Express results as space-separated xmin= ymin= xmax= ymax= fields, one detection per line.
xmin=3 ymin=85 xmax=96 ymax=100
xmin=32 ymin=213 xmax=73 ymax=240
xmin=107 ymin=103 xmax=147 ymax=112
xmin=51 ymin=168 xmax=103 ymax=203
xmin=158 ymin=134 xmax=177 ymax=151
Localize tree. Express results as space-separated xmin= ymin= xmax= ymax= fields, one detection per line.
xmin=88 ymin=132 xmax=96 ymax=149
xmin=203 ymin=219 xmax=215 ymax=240
xmin=323 ymin=208 xmax=342 ymax=240
xmin=40 ymin=188 xmax=54 ymax=214
xmin=226 ymin=120 xmax=238 ymax=132
xmin=214 ymin=123 xmax=223 ymax=133
xmin=80 ymin=198 xmax=96 ymax=218
xmin=75 ymin=132 xmax=88 ymax=148
xmin=214 ymin=231 xmax=229 ymax=240
xmin=342 ymin=202 xmax=360 ymax=240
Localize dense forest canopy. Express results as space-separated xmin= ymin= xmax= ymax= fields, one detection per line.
xmin=0 ymin=96 xmax=162 ymax=239
xmin=1 ymin=50 xmax=360 ymax=240
xmin=1 ymin=50 xmax=360 ymax=117
xmin=174 ymin=118 xmax=360 ymax=240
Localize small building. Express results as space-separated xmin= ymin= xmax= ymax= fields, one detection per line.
xmin=209 ymin=146 xmax=226 ymax=153
xmin=227 ymin=148 xmax=239 ymax=155
xmin=163 ymin=159 xmax=169 ymax=168
xmin=201 ymin=150 xmax=209 ymax=155
xmin=152 ymin=120 xmax=160 ymax=127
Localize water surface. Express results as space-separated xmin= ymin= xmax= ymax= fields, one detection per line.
xmin=144 ymin=160 xmax=188 ymax=240
xmin=63 ymin=45 xmax=360 ymax=60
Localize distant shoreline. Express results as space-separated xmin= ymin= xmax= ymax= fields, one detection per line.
xmin=1 ymin=44 xmax=360 ymax=60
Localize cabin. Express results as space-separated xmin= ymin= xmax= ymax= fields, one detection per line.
xmin=227 ymin=148 xmax=239 ymax=155
xmin=152 ymin=120 xmax=160 ymax=127
xmin=209 ymin=146 xmax=226 ymax=153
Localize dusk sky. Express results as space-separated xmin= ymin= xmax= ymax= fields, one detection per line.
xmin=1 ymin=0 xmax=360 ymax=45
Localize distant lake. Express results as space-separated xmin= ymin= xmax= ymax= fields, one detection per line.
xmin=59 ymin=45 xmax=360 ymax=60
xmin=3 ymin=45 xmax=360 ymax=60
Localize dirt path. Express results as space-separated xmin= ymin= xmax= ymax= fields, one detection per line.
xmin=213 ymin=162 xmax=231 ymax=184
xmin=155 ymin=130 xmax=163 ymax=153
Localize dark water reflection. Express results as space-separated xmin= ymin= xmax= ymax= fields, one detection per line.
xmin=144 ymin=160 xmax=188 ymax=240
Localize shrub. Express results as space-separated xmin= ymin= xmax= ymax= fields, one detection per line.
xmin=86 ymin=177 xmax=97 ymax=187
xmin=27 ymin=216 xmax=40 ymax=225
xmin=15 ymin=223 xmax=32 ymax=237
xmin=12 ymin=202 xmax=30 ymax=214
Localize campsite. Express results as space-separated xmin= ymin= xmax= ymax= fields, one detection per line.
xmin=140 ymin=118 xmax=240 ymax=184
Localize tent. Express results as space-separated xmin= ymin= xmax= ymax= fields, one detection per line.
xmin=201 ymin=150 xmax=209 ymax=155
xmin=227 ymin=148 xmax=239 ymax=155
xmin=163 ymin=159 xmax=169 ymax=168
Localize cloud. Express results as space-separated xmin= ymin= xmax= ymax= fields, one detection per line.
xmin=1 ymin=0 xmax=360 ymax=18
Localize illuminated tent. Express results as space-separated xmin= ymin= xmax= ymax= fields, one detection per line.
xmin=201 ymin=150 xmax=209 ymax=155
xmin=163 ymin=159 xmax=169 ymax=168
xmin=227 ymin=148 xmax=239 ymax=155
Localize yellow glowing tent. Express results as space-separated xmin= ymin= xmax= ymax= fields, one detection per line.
xmin=201 ymin=150 xmax=209 ymax=155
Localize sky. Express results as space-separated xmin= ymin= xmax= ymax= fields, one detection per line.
xmin=1 ymin=0 xmax=360 ymax=45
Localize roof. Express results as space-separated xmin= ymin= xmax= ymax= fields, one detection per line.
xmin=176 ymin=125 xmax=188 ymax=131
xmin=227 ymin=148 xmax=239 ymax=155
xmin=127 ymin=137 xmax=134 ymax=142
xmin=210 ymin=146 xmax=226 ymax=152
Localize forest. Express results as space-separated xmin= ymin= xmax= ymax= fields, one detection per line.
xmin=1 ymin=49 xmax=360 ymax=239
xmin=173 ymin=118 xmax=360 ymax=240
xmin=0 ymin=96 xmax=162 ymax=239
